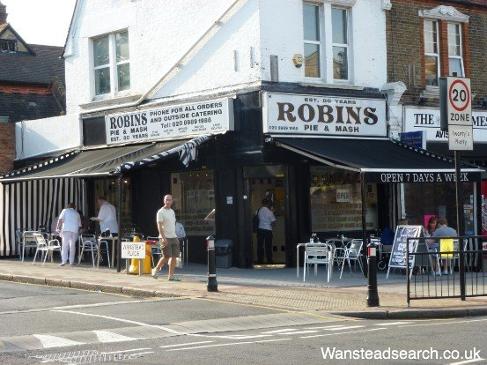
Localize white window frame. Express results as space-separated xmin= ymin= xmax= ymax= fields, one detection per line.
xmin=303 ymin=2 xmax=324 ymax=81
xmin=423 ymin=19 xmax=440 ymax=87
xmin=91 ymin=29 xmax=130 ymax=99
xmin=331 ymin=6 xmax=351 ymax=83
xmin=447 ymin=22 xmax=464 ymax=77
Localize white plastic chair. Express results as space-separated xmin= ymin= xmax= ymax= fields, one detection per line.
xmin=340 ymin=239 xmax=364 ymax=279
xmin=32 ymin=233 xmax=61 ymax=264
xmin=303 ymin=244 xmax=334 ymax=283
xmin=22 ymin=231 xmax=40 ymax=262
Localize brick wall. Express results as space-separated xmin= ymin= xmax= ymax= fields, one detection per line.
xmin=0 ymin=122 xmax=14 ymax=174
xmin=387 ymin=0 xmax=487 ymax=108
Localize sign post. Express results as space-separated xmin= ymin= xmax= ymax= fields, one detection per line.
xmin=440 ymin=77 xmax=473 ymax=301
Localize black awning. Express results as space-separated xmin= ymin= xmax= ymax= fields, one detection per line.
xmin=0 ymin=136 xmax=211 ymax=182
xmin=273 ymin=137 xmax=483 ymax=183
xmin=427 ymin=142 xmax=487 ymax=165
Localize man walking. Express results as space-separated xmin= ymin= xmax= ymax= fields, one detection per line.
xmin=152 ymin=194 xmax=181 ymax=281
xmin=56 ymin=203 xmax=81 ymax=266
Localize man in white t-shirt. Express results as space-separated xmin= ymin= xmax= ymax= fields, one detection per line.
xmin=152 ymin=194 xmax=180 ymax=281
xmin=91 ymin=197 xmax=119 ymax=235
xmin=257 ymin=198 xmax=276 ymax=264
xmin=56 ymin=203 xmax=81 ymax=266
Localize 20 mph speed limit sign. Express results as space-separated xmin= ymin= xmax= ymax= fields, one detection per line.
xmin=440 ymin=77 xmax=473 ymax=151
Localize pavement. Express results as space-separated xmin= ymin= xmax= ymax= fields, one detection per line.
xmin=0 ymin=259 xmax=486 ymax=319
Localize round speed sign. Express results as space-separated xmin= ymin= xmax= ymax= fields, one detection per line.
xmin=448 ymin=79 xmax=471 ymax=112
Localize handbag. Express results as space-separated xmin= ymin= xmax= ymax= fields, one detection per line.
xmin=252 ymin=208 xmax=261 ymax=233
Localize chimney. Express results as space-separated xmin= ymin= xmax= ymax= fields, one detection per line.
xmin=0 ymin=1 xmax=7 ymax=25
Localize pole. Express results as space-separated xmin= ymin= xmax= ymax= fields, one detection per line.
xmin=367 ymin=241 xmax=380 ymax=307
xmin=454 ymin=151 xmax=466 ymax=300
xmin=207 ymin=235 xmax=218 ymax=292
xmin=116 ymin=176 xmax=123 ymax=273
xmin=361 ymin=173 xmax=368 ymax=277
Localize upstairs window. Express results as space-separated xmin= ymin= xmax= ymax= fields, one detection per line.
xmin=448 ymin=23 xmax=464 ymax=77
xmin=303 ymin=3 xmax=322 ymax=78
xmin=332 ymin=7 xmax=349 ymax=81
xmin=0 ymin=39 xmax=16 ymax=52
xmin=423 ymin=20 xmax=440 ymax=86
xmin=92 ymin=30 xmax=130 ymax=96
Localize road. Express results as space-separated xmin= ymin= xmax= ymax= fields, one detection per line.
xmin=0 ymin=281 xmax=485 ymax=365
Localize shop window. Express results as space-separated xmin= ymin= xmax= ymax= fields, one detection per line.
xmin=447 ymin=23 xmax=464 ymax=77
xmin=303 ymin=2 xmax=322 ymax=78
xmin=332 ymin=7 xmax=349 ymax=81
xmin=171 ymin=170 xmax=215 ymax=236
xmin=424 ymin=19 xmax=440 ymax=87
xmin=310 ymin=167 xmax=378 ymax=232
xmin=92 ymin=30 xmax=130 ymax=96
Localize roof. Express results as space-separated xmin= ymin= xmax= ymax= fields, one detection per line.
xmin=0 ymin=91 xmax=64 ymax=123
xmin=0 ymin=42 xmax=64 ymax=85
xmin=273 ymin=137 xmax=483 ymax=183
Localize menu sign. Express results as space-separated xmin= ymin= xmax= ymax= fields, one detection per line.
xmin=387 ymin=225 xmax=423 ymax=277
xmin=105 ymin=98 xmax=233 ymax=145
xmin=262 ymin=92 xmax=386 ymax=137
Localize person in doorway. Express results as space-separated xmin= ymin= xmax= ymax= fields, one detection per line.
xmin=256 ymin=198 xmax=276 ymax=264
xmin=56 ymin=203 xmax=81 ymax=266
xmin=432 ymin=218 xmax=457 ymax=275
xmin=152 ymin=194 xmax=181 ymax=281
xmin=90 ymin=197 xmax=119 ymax=236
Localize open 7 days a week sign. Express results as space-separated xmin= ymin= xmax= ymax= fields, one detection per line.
xmin=105 ymin=98 xmax=234 ymax=145
xmin=262 ymin=92 xmax=386 ymax=137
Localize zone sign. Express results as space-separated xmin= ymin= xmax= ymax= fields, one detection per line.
xmin=447 ymin=77 xmax=472 ymax=125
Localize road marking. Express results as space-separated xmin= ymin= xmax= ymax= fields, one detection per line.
xmin=33 ymin=334 xmax=84 ymax=349
xmin=399 ymin=318 xmax=487 ymax=329
xmin=277 ymin=330 xmax=318 ymax=335
xmin=160 ymin=341 xmax=214 ymax=348
xmin=324 ymin=325 xmax=365 ymax=331
xmin=262 ymin=328 xmax=296 ymax=334
xmin=102 ymin=347 xmax=152 ymax=354
xmin=53 ymin=309 xmax=181 ymax=335
xmin=165 ymin=338 xmax=291 ymax=352
xmin=304 ymin=325 xmax=354 ymax=330
xmin=375 ymin=321 xmax=412 ymax=326
xmin=448 ymin=358 xmax=485 ymax=365
xmin=301 ymin=327 xmax=386 ymax=339
xmin=93 ymin=330 xmax=136 ymax=343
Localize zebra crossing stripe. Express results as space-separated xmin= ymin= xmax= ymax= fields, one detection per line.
xmin=33 ymin=334 xmax=84 ymax=349
xmin=93 ymin=330 xmax=136 ymax=343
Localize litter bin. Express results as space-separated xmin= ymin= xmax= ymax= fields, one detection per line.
xmin=215 ymin=239 xmax=233 ymax=268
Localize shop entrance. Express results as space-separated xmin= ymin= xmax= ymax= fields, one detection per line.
xmin=244 ymin=166 xmax=287 ymax=266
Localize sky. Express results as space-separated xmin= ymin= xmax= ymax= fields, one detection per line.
xmin=2 ymin=0 xmax=76 ymax=47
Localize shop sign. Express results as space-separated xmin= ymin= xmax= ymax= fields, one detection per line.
xmin=121 ymin=242 xmax=145 ymax=259
xmin=404 ymin=107 xmax=487 ymax=143
xmin=262 ymin=92 xmax=386 ymax=137
xmin=366 ymin=171 xmax=481 ymax=184
xmin=336 ymin=188 xmax=352 ymax=203
xmin=105 ymin=98 xmax=234 ymax=145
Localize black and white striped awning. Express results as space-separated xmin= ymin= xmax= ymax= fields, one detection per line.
xmin=0 ymin=136 xmax=212 ymax=182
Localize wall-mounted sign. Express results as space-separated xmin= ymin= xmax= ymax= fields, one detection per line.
xmin=262 ymin=92 xmax=386 ymax=137
xmin=404 ymin=107 xmax=487 ymax=143
xmin=399 ymin=131 xmax=425 ymax=149
xmin=336 ymin=187 xmax=352 ymax=203
xmin=105 ymin=98 xmax=234 ymax=145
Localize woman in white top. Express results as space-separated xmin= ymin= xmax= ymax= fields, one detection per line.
xmin=56 ymin=203 xmax=81 ymax=266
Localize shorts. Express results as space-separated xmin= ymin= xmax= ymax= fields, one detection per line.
xmin=161 ymin=237 xmax=180 ymax=258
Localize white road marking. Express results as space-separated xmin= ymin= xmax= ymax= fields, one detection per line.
xmin=399 ymin=318 xmax=487 ymax=329
xmin=324 ymin=325 xmax=365 ymax=331
xmin=277 ymin=330 xmax=318 ymax=335
xmin=262 ymin=328 xmax=296 ymax=334
xmin=448 ymin=358 xmax=485 ymax=365
xmin=304 ymin=325 xmax=354 ymax=330
xmin=102 ymin=347 xmax=152 ymax=354
xmin=160 ymin=341 xmax=214 ymax=348
xmin=33 ymin=334 xmax=84 ymax=349
xmin=52 ymin=309 xmax=181 ymax=335
xmin=93 ymin=330 xmax=136 ymax=343
xmin=219 ymin=335 xmax=273 ymax=339
xmin=165 ymin=338 xmax=291 ymax=352
xmin=301 ymin=327 xmax=386 ymax=339
xmin=375 ymin=321 xmax=412 ymax=326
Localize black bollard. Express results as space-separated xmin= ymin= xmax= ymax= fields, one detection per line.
xmin=207 ymin=235 xmax=218 ymax=292
xmin=366 ymin=241 xmax=380 ymax=307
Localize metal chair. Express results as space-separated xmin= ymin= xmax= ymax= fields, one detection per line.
xmin=450 ymin=239 xmax=469 ymax=274
xmin=21 ymin=231 xmax=40 ymax=262
xmin=340 ymin=239 xmax=364 ymax=279
xmin=147 ymin=236 xmax=161 ymax=267
xmin=303 ymin=244 xmax=334 ymax=283
xmin=79 ymin=234 xmax=100 ymax=268
xmin=32 ymin=233 xmax=61 ymax=264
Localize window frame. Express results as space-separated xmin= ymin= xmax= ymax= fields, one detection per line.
xmin=423 ymin=19 xmax=440 ymax=88
xmin=331 ymin=6 xmax=350 ymax=82
xmin=447 ymin=22 xmax=464 ymax=78
xmin=0 ymin=39 xmax=16 ymax=52
xmin=91 ymin=29 xmax=131 ymax=99
xmin=303 ymin=2 xmax=324 ymax=80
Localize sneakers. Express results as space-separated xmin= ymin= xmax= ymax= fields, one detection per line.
xmin=59 ymin=262 xmax=66 ymax=267
xmin=168 ymin=276 xmax=181 ymax=282
xmin=151 ymin=267 xmax=159 ymax=278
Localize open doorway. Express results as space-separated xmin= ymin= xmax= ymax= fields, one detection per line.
xmin=244 ymin=165 xmax=287 ymax=266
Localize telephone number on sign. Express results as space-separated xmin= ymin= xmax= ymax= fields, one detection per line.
xmin=267 ymin=125 xmax=298 ymax=131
